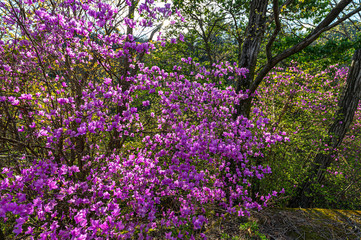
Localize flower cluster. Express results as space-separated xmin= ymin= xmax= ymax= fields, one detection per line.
xmin=0 ymin=0 xmax=285 ymax=239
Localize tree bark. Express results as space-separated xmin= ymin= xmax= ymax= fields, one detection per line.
xmin=289 ymin=49 xmax=361 ymax=208
xmin=234 ymin=0 xmax=268 ymax=119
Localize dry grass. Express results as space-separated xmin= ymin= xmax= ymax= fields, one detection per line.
xmin=204 ymin=208 xmax=361 ymax=240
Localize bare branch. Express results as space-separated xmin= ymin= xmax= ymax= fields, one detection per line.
xmin=147 ymin=22 xmax=164 ymax=42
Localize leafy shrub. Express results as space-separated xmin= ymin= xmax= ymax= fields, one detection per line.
xmin=0 ymin=0 xmax=284 ymax=238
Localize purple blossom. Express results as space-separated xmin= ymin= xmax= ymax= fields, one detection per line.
xmin=0 ymin=0 xmax=287 ymax=239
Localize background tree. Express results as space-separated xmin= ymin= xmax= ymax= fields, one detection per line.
xmin=169 ymin=0 xmax=361 ymax=117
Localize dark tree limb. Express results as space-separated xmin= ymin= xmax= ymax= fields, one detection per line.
xmin=232 ymin=0 xmax=361 ymax=119
xmin=251 ymin=0 xmax=361 ymax=94
xmin=234 ymin=0 xmax=268 ymax=118
xmin=266 ymin=0 xmax=281 ymax=62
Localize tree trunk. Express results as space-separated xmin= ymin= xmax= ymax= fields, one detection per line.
xmin=289 ymin=49 xmax=361 ymax=208
xmin=234 ymin=0 xmax=268 ymax=119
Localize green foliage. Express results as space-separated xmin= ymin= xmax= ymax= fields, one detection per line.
xmin=220 ymin=232 xmax=243 ymax=240
xmin=1 ymin=215 xmax=16 ymax=240
xmin=252 ymin=64 xmax=361 ymax=209
xmin=273 ymin=22 xmax=361 ymax=70
xmin=239 ymin=221 xmax=267 ymax=240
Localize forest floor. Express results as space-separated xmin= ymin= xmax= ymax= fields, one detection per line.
xmin=206 ymin=208 xmax=361 ymax=240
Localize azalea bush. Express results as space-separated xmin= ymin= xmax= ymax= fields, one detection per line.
xmin=0 ymin=0 xmax=285 ymax=239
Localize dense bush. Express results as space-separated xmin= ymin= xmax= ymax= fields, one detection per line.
xmin=0 ymin=0 xmax=285 ymax=238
